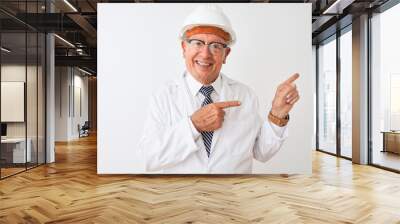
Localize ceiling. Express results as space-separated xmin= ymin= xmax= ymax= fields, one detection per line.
xmin=0 ymin=0 xmax=392 ymax=75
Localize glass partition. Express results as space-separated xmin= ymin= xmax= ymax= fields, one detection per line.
xmin=27 ymin=31 xmax=38 ymax=169
xmin=1 ymin=31 xmax=28 ymax=177
xmin=38 ymin=32 xmax=45 ymax=165
xmin=0 ymin=1 xmax=46 ymax=179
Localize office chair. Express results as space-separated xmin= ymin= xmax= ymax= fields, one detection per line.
xmin=79 ymin=121 xmax=90 ymax=138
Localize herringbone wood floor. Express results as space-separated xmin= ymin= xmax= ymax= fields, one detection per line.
xmin=1 ymin=134 xmax=400 ymax=224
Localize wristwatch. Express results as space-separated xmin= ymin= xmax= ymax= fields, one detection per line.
xmin=268 ymin=111 xmax=289 ymax=127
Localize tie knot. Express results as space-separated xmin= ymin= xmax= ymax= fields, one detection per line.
xmin=199 ymin=85 xmax=214 ymax=97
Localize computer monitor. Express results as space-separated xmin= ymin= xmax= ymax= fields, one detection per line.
xmin=1 ymin=123 xmax=7 ymax=137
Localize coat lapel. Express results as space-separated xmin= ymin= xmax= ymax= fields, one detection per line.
xmin=177 ymin=72 xmax=197 ymax=117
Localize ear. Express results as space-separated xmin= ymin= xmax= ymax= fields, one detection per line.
xmin=181 ymin=41 xmax=186 ymax=57
xmin=223 ymin=47 xmax=231 ymax=64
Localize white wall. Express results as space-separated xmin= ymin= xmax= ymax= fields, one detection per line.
xmin=72 ymin=72 xmax=89 ymax=138
xmin=98 ymin=3 xmax=313 ymax=174
xmin=55 ymin=67 xmax=69 ymax=141
xmin=55 ymin=67 xmax=89 ymax=141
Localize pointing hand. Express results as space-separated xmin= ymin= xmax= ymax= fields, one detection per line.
xmin=271 ymin=73 xmax=300 ymax=118
xmin=191 ymin=101 xmax=241 ymax=132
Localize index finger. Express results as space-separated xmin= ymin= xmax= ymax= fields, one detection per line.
xmin=284 ymin=73 xmax=300 ymax=84
xmin=214 ymin=101 xmax=241 ymax=109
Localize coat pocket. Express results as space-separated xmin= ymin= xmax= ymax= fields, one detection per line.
xmin=219 ymin=114 xmax=260 ymax=156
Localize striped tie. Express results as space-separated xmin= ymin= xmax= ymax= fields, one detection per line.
xmin=199 ymin=85 xmax=214 ymax=157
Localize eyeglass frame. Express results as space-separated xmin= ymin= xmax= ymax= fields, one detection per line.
xmin=184 ymin=38 xmax=229 ymax=54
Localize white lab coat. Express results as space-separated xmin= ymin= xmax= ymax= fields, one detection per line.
xmin=139 ymin=72 xmax=288 ymax=174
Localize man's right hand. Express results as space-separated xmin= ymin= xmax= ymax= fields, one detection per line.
xmin=191 ymin=101 xmax=241 ymax=132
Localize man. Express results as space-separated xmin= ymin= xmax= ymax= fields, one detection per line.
xmin=139 ymin=4 xmax=300 ymax=174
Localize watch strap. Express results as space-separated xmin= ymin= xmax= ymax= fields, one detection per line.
xmin=268 ymin=111 xmax=289 ymax=127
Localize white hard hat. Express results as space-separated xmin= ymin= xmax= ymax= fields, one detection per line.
xmin=180 ymin=4 xmax=236 ymax=45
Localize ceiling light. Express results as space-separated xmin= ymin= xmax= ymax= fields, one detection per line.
xmin=63 ymin=0 xmax=78 ymax=12
xmin=76 ymin=48 xmax=85 ymax=55
xmin=322 ymin=0 xmax=354 ymax=14
xmin=1 ymin=47 xmax=11 ymax=53
xmin=78 ymin=67 xmax=93 ymax=76
xmin=54 ymin=34 xmax=75 ymax=48
xmin=323 ymin=0 xmax=341 ymax=14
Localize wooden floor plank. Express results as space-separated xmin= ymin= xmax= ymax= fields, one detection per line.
xmin=0 ymin=134 xmax=400 ymax=223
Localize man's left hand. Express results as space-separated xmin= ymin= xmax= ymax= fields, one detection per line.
xmin=270 ymin=73 xmax=300 ymax=118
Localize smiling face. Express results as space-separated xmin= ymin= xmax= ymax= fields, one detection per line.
xmin=182 ymin=33 xmax=231 ymax=85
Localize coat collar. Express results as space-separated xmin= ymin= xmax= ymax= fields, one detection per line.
xmin=185 ymin=71 xmax=223 ymax=98
xmin=174 ymin=71 xmax=237 ymax=87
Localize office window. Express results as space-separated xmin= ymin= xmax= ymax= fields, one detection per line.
xmin=318 ymin=37 xmax=337 ymax=154
xmin=340 ymin=29 xmax=352 ymax=158
xmin=371 ymin=3 xmax=400 ymax=171
xmin=390 ymin=75 xmax=400 ymax=130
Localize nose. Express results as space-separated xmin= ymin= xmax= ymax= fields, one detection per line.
xmin=198 ymin=44 xmax=212 ymax=57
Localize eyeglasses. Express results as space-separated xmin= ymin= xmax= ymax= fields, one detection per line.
xmin=185 ymin=38 xmax=228 ymax=55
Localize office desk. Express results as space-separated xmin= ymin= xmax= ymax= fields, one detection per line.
xmin=1 ymin=138 xmax=32 ymax=163
xmin=381 ymin=131 xmax=400 ymax=154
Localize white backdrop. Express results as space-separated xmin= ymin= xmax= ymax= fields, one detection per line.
xmin=98 ymin=3 xmax=313 ymax=174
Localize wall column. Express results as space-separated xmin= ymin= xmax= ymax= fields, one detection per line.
xmin=352 ymin=14 xmax=369 ymax=164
